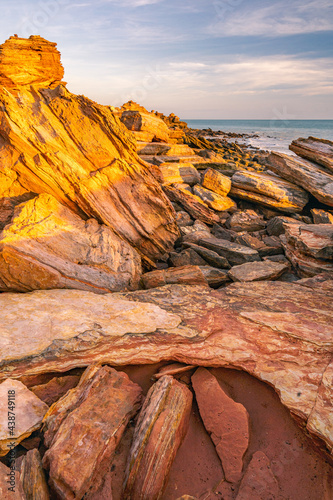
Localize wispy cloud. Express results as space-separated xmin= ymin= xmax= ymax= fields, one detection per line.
xmin=207 ymin=0 xmax=333 ymax=37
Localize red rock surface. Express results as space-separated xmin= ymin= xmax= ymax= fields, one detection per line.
xmin=192 ymin=368 xmax=249 ymax=482
xmin=235 ymin=451 xmax=279 ymax=500
xmin=42 ymin=365 xmax=142 ymax=499
xmin=123 ymin=375 xmax=192 ymax=500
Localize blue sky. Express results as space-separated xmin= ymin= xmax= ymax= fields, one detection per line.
xmin=1 ymin=0 xmax=333 ymax=118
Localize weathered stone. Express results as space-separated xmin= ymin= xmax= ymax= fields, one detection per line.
xmin=169 ymin=249 xmax=207 ymax=267
xmin=0 ymin=461 xmax=25 ymax=499
xmin=159 ymin=164 xmax=200 ymax=186
xmin=43 ymin=365 xmax=142 ymax=499
xmin=230 ymin=171 xmax=309 ymax=213
xmin=120 ymin=110 xmax=170 ymax=142
xmin=290 ymin=137 xmax=333 ymax=172
xmin=226 ymin=210 xmax=266 ymax=232
xmin=176 ymin=211 xmax=193 ymax=227
xmin=0 ymin=379 xmax=48 ymax=456
xmin=281 ymin=224 xmax=333 ymax=277
xmin=193 ymin=185 xmax=237 ymax=212
xmin=202 ymin=168 xmax=232 ymax=196
xmin=266 ymin=216 xmax=299 ymax=236
xmin=268 ymin=152 xmax=333 ymax=207
xmin=20 ymin=449 xmax=50 ymax=500
xmin=211 ymin=224 xmax=236 ymax=241
xmin=136 ymin=142 xmax=171 ymax=156
xmin=228 ymin=260 xmax=289 ymax=283
xmin=154 ymin=363 xmax=196 ymax=380
xmin=142 ymin=265 xmax=208 ymax=289
xmin=198 ymin=236 xmax=260 ymax=266
xmin=0 ymin=72 xmax=179 ymax=263
xmin=296 ymin=272 xmax=333 ymax=293
xmin=192 ymin=368 xmax=249 ymax=483
xmin=182 ymin=230 xmax=212 ymax=245
xmin=311 ymin=208 xmax=333 ymax=224
xmin=31 ymin=375 xmax=80 ymax=407
xmin=163 ymin=185 xmax=220 ymax=224
xmin=236 ymin=451 xmax=279 ymax=500
xmin=123 ymin=375 xmax=192 ymax=500
xmin=0 ymin=194 xmax=142 ymax=293
xmin=0 ymin=35 xmax=64 ymax=90
xmin=183 ymin=242 xmax=230 ymax=269
xmin=199 ymin=266 xmax=230 ymax=287
xmin=235 ymin=233 xmax=267 ymax=251
xmin=0 ymin=282 xmax=332 ymax=452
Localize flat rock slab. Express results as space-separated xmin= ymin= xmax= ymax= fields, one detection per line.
xmin=226 ymin=210 xmax=266 ymax=232
xmin=0 ymin=282 xmax=332 ymax=453
xmin=283 ymin=224 xmax=333 ymax=260
xmin=142 ymin=265 xmax=208 ymax=289
xmin=163 ymin=185 xmax=220 ymax=225
xmin=43 ymin=365 xmax=142 ymax=499
xmin=0 ymin=379 xmax=48 ymax=456
xmin=230 ymin=171 xmax=309 ymax=213
xmin=268 ymin=152 xmax=333 ymax=207
xmin=198 ymin=236 xmax=260 ymax=265
xmin=123 ymin=375 xmax=192 ymax=500
xmin=236 ymin=451 xmax=279 ymax=500
xmin=228 ymin=261 xmax=289 ymax=282
xmin=290 ymin=137 xmax=333 ymax=172
xmin=192 ymin=368 xmax=249 ymax=482
xmin=183 ymin=242 xmax=230 ymax=269
xmin=20 ymin=449 xmax=50 ymax=500
xmin=160 ymin=164 xmax=200 ymax=186
xmin=202 ymin=168 xmax=232 ymax=196
xmin=193 ymin=185 xmax=236 ymax=212
xmin=0 ymin=194 xmax=141 ymax=293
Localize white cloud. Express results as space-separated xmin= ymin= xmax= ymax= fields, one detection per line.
xmin=208 ymin=0 xmax=333 ymax=37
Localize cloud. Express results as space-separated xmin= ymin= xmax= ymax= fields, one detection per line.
xmin=208 ymin=0 xmax=333 ymax=37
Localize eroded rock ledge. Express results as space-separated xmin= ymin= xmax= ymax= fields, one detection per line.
xmin=0 ymin=281 xmax=332 ymax=454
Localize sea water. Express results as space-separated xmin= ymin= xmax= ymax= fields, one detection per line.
xmin=184 ymin=120 xmax=333 ymax=155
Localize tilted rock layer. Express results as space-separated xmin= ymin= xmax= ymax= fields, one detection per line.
xmin=0 ymin=37 xmax=179 ymax=263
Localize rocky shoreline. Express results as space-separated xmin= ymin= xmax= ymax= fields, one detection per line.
xmin=0 ymin=35 xmax=332 ymax=500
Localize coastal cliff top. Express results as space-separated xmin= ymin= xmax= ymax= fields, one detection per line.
xmin=0 ymin=35 xmax=64 ymax=91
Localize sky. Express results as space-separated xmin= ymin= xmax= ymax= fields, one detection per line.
xmin=1 ymin=0 xmax=333 ymax=119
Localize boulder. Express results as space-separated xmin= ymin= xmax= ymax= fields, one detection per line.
xmin=268 ymin=152 xmax=333 ymax=207
xmin=20 ymin=449 xmax=50 ymax=500
xmin=226 ymin=210 xmax=266 ymax=232
xmin=123 ymin=375 xmax=192 ymax=500
xmin=199 ymin=266 xmax=230 ymax=287
xmin=0 ymin=35 xmax=64 ymax=90
xmin=228 ymin=260 xmax=289 ymax=282
xmin=183 ymin=242 xmax=230 ymax=269
xmin=193 ymin=185 xmax=237 ymax=211
xmin=290 ymin=137 xmax=333 ymax=173
xmin=169 ymin=249 xmax=207 ymax=267
xmin=0 ymin=282 xmax=332 ymax=452
xmin=266 ymin=216 xmax=299 ymax=236
xmin=230 ymin=171 xmax=309 ymax=213
xmin=163 ymin=185 xmax=220 ymax=224
xmin=311 ymin=208 xmax=333 ymax=224
xmin=120 ymin=110 xmax=170 ymax=142
xmin=192 ymin=368 xmax=249 ymax=483
xmin=176 ymin=211 xmax=193 ymax=227
xmin=43 ymin=365 xmax=142 ymax=499
xmin=202 ymin=168 xmax=232 ymax=196
xmin=0 ymin=379 xmax=48 ymax=456
xmin=30 ymin=375 xmax=80 ymax=406
xmin=0 ymin=194 xmax=142 ymax=293
xmin=159 ymin=164 xmax=200 ymax=186
xmin=281 ymin=224 xmax=333 ymax=277
xmin=198 ymin=236 xmax=261 ymax=266
xmin=142 ymin=265 xmax=208 ymax=289
xmin=236 ymin=451 xmax=279 ymax=500
xmin=0 ymin=41 xmax=179 ymax=262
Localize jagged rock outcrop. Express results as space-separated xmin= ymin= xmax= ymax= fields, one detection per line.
xmin=0 ymin=35 xmax=64 ymax=91
xmin=230 ymin=170 xmax=309 ymax=213
xmin=268 ymin=152 xmax=333 ymax=207
xmin=0 ymin=193 xmax=142 ymax=293
xmin=0 ymin=281 xmax=332 ymax=453
xmin=290 ymin=137 xmax=333 ymax=172
xmin=0 ymin=37 xmax=179 ymax=264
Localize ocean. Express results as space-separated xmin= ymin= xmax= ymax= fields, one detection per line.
xmin=184 ymin=120 xmax=333 ymax=155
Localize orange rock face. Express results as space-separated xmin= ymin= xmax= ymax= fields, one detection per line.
xmin=0 ymin=36 xmax=64 ymax=90
xmin=0 ymin=38 xmax=179 ymax=263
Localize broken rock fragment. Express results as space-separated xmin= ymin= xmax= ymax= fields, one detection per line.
xmin=192 ymin=368 xmax=249 ymax=483
xmin=123 ymin=375 xmax=192 ymax=500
